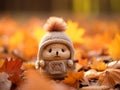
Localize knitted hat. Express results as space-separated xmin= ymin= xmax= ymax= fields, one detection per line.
xmin=37 ymin=17 xmax=74 ymax=60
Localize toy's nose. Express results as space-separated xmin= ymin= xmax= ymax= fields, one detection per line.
xmin=56 ymin=51 xmax=58 ymax=56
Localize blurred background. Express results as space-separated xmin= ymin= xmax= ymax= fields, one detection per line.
xmin=0 ymin=0 xmax=120 ymax=16
xmin=0 ymin=0 xmax=120 ymax=62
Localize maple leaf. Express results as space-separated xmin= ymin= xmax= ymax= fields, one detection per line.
xmin=66 ymin=20 xmax=85 ymax=43
xmin=63 ymin=71 xmax=84 ymax=87
xmin=0 ymin=58 xmax=23 ymax=86
xmin=0 ymin=58 xmax=23 ymax=75
xmin=9 ymin=73 xmax=22 ymax=85
xmin=90 ymin=59 xmax=107 ymax=71
xmin=108 ymin=34 xmax=120 ymax=60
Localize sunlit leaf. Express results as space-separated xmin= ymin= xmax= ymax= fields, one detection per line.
xmin=63 ymin=71 xmax=84 ymax=86
xmin=108 ymin=34 xmax=120 ymax=60
xmin=0 ymin=59 xmax=5 ymax=68
xmin=22 ymin=62 xmax=35 ymax=70
xmin=66 ymin=20 xmax=85 ymax=43
xmin=90 ymin=59 xmax=107 ymax=71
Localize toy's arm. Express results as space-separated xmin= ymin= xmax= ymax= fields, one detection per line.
xmin=67 ymin=60 xmax=74 ymax=67
xmin=67 ymin=59 xmax=78 ymax=68
xmin=35 ymin=60 xmax=45 ymax=69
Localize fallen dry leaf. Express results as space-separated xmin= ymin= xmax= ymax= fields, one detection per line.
xmin=108 ymin=34 xmax=120 ymax=60
xmin=63 ymin=71 xmax=84 ymax=87
xmin=22 ymin=62 xmax=35 ymax=70
xmin=98 ymin=69 xmax=120 ymax=88
xmin=85 ymin=69 xmax=102 ymax=80
xmin=0 ymin=59 xmax=5 ymax=68
xmin=80 ymin=85 xmax=109 ymax=90
xmin=0 ymin=58 xmax=23 ymax=87
xmin=78 ymin=59 xmax=88 ymax=67
xmin=0 ymin=58 xmax=23 ymax=75
xmin=107 ymin=61 xmax=120 ymax=69
xmin=90 ymin=59 xmax=107 ymax=71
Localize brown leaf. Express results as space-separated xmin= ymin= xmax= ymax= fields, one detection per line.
xmin=98 ymin=69 xmax=120 ymax=88
xmin=85 ymin=69 xmax=102 ymax=80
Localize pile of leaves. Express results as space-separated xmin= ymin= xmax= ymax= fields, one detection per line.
xmin=0 ymin=49 xmax=120 ymax=90
xmin=0 ymin=16 xmax=120 ymax=90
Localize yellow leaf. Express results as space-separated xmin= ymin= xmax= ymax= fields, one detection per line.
xmin=91 ymin=59 xmax=107 ymax=71
xmin=22 ymin=62 xmax=35 ymax=70
xmin=0 ymin=59 xmax=5 ymax=68
xmin=66 ymin=20 xmax=85 ymax=43
xmin=108 ymin=34 xmax=120 ymax=60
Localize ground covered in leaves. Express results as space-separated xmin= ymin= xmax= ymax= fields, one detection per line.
xmin=0 ymin=15 xmax=120 ymax=90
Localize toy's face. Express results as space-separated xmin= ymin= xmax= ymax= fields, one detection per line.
xmin=42 ymin=43 xmax=70 ymax=60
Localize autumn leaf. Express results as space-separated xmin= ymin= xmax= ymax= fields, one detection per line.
xmin=66 ymin=20 xmax=85 ymax=43
xmin=98 ymin=69 xmax=120 ymax=88
xmin=0 ymin=58 xmax=23 ymax=74
xmin=0 ymin=58 xmax=23 ymax=86
xmin=0 ymin=59 xmax=5 ymax=68
xmin=79 ymin=59 xmax=88 ymax=67
xmin=90 ymin=59 xmax=107 ymax=71
xmin=22 ymin=62 xmax=35 ymax=70
xmin=9 ymin=73 xmax=22 ymax=85
xmin=108 ymin=34 xmax=120 ymax=60
xmin=63 ymin=71 xmax=84 ymax=87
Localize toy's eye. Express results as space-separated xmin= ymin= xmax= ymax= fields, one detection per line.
xmin=61 ymin=49 xmax=65 ymax=52
xmin=49 ymin=48 xmax=52 ymax=53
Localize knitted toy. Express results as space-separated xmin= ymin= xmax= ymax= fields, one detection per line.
xmin=35 ymin=17 xmax=75 ymax=80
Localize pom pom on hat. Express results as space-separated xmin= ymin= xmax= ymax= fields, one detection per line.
xmin=44 ymin=17 xmax=67 ymax=32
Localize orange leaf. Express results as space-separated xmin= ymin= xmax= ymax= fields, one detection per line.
xmin=90 ymin=59 xmax=107 ymax=71
xmin=79 ymin=59 xmax=88 ymax=67
xmin=9 ymin=74 xmax=22 ymax=85
xmin=0 ymin=58 xmax=23 ymax=74
xmin=22 ymin=62 xmax=35 ymax=70
xmin=63 ymin=71 xmax=84 ymax=86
